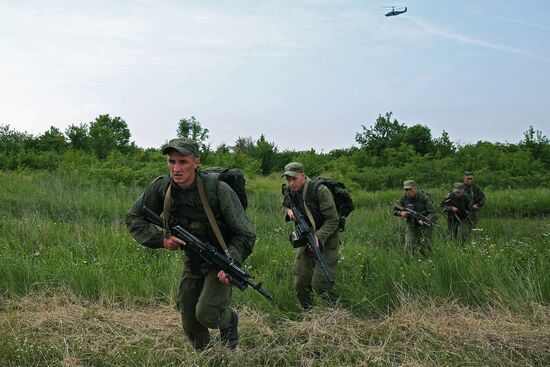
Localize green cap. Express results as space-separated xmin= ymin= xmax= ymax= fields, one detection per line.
xmin=282 ymin=162 xmax=304 ymax=177
xmin=162 ymin=138 xmax=199 ymax=156
xmin=464 ymin=171 xmax=474 ymax=178
xmin=453 ymin=182 xmax=465 ymax=193
xmin=403 ymin=180 xmax=416 ymax=189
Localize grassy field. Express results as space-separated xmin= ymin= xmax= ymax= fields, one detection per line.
xmin=1 ymin=170 xmax=549 ymax=366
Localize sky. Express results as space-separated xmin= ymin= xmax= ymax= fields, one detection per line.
xmin=1 ymin=0 xmax=549 ymax=151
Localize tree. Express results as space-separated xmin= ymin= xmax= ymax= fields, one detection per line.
xmin=65 ymin=123 xmax=91 ymax=151
xmin=36 ymin=126 xmax=66 ymax=152
xmin=232 ymin=136 xmax=255 ymax=155
xmin=89 ymin=114 xmax=131 ymax=159
xmin=355 ymin=112 xmax=406 ymax=155
xmin=177 ymin=116 xmax=210 ymax=154
xmin=433 ymin=130 xmax=455 ymax=157
xmin=520 ymin=125 xmax=550 ymax=168
xmin=402 ymin=124 xmax=434 ymax=155
xmin=251 ymin=134 xmax=278 ymax=176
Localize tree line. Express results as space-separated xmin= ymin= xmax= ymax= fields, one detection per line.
xmin=1 ymin=113 xmax=548 ymax=190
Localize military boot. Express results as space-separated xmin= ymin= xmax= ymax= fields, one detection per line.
xmin=219 ymin=309 xmax=239 ymax=349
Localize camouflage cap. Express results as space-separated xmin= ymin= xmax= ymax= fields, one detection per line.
xmin=282 ymin=162 xmax=304 ymax=177
xmin=464 ymin=171 xmax=474 ymax=178
xmin=453 ymin=182 xmax=465 ymax=193
xmin=403 ymin=180 xmax=416 ymax=189
xmin=162 ymin=138 xmax=199 ymax=156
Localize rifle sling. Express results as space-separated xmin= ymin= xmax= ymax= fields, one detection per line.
xmin=196 ymin=175 xmax=230 ymax=253
xmin=303 ymin=178 xmax=317 ymax=233
xmin=163 ymin=184 xmax=172 ymax=238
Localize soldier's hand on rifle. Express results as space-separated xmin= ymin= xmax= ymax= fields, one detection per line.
xmin=287 ymin=208 xmax=296 ymax=221
xmin=163 ymin=235 xmax=185 ymax=250
xmin=418 ymin=219 xmax=425 ymax=225
xmin=217 ymin=270 xmax=232 ymax=286
xmin=399 ymin=211 xmax=408 ymax=218
xmin=451 ymin=207 xmax=459 ymax=213
xmin=472 ymin=204 xmax=479 ymax=209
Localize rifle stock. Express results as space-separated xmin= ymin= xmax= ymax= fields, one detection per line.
xmin=142 ymin=206 xmax=273 ymax=301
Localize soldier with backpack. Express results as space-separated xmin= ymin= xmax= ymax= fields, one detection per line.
xmin=125 ymin=138 xmax=256 ymax=351
xmin=281 ymin=161 xmax=352 ymax=309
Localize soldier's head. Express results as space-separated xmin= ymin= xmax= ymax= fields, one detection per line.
xmin=162 ymin=138 xmax=200 ymax=188
xmin=403 ymin=179 xmax=417 ymax=198
xmin=453 ymin=182 xmax=464 ymax=197
xmin=463 ymin=171 xmax=474 ymax=185
xmin=282 ymin=162 xmax=306 ymax=192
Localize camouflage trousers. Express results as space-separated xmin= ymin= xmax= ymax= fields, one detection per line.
xmin=293 ymin=241 xmax=339 ymax=310
xmin=177 ymin=262 xmax=233 ymax=350
xmin=405 ymin=226 xmax=433 ymax=256
xmin=447 ymin=219 xmax=472 ymax=244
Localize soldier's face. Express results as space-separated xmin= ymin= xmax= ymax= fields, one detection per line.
xmin=455 ymin=191 xmax=463 ymax=198
xmin=464 ymin=177 xmax=473 ymax=184
xmin=286 ymin=173 xmax=306 ymax=192
xmin=405 ymin=186 xmax=417 ymax=198
xmin=167 ymin=151 xmax=200 ymax=188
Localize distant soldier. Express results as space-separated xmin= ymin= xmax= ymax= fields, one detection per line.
xmin=463 ymin=171 xmax=486 ymax=226
xmin=440 ymin=182 xmax=472 ymax=244
xmin=393 ymin=180 xmax=436 ymax=256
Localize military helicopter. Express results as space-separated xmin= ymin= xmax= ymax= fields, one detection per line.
xmin=383 ymin=6 xmax=407 ymax=17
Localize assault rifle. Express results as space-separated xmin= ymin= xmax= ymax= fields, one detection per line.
xmin=142 ymin=206 xmax=273 ymax=301
xmin=284 ymin=195 xmax=335 ymax=289
xmin=396 ymin=204 xmax=438 ymax=228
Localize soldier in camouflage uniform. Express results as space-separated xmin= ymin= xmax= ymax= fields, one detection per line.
xmin=440 ymin=182 xmax=472 ymax=244
xmin=463 ymin=171 xmax=486 ymax=226
xmin=281 ymin=162 xmax=340 ymax=310
xmin=125 ymin=138 xmax=256 ymax=350
xmin=393 ymin=180 xmax=436 ymax=256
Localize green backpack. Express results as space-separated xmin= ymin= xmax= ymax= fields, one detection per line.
xmin=314 ymin=177 xmax=355 ymax=231
xmin=202 ymin=167 xmax=248 ymax=210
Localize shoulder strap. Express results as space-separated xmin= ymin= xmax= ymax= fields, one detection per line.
xmin=196 ymin=174 xmax=230 ymax=253
xmin=302 ymin=178 xmax=317 ymax=233
xmin=163 ymin=183 xmax=172 ymax=238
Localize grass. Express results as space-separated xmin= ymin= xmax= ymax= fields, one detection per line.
xmin=0 ymin=170 xmax=549 ymax=365
xmin=0 ymin=293 xmax=548 ymax=366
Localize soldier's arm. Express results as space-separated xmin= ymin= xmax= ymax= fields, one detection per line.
xmin=125 ymin=177 xmax=167 ymax=248
xmin=218 ymin=181 xmax=256 ymax=264
xmin=476 ymin=185 xmax=486 ymax=207
xmin=315 ymin=185 xmax=339 ymax=245
xmin=440 ymin=193 xmax=453 ymax=211
xmin=393 ymin=197 xmax=406 ymax=216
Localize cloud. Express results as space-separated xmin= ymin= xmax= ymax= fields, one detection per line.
xmin=496 ymin=15 xmax=550 ymax=32
xmin=411 ymin=17 xmax=550 ymax=63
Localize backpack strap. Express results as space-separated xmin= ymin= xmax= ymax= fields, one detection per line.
xmin=196 ymin=174 xmax=230 ymax=254
xmin=302 ymin=177 xmax=317 ymax=233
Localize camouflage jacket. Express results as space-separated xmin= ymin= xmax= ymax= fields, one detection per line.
xmin=440 ymin=192 xmax=472 ymax=221
xmin=463 ymin=182 xmax=486 ymax=207
xmin=393 ymin=191 xmax=436 ymax=227
xmin=125 ymin=171 xmax=256 ymax=264
xmin=282 ymin=177 xmax=339 ymax=248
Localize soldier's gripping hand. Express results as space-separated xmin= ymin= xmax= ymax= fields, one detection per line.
xmin=287 ymin=208 xmax=296 ymax=221
xmin=217 ymin=270 xmax=232 ymax=286
xmin=399 ymin=211 xmax=408 ymax=218
xmin=163 ymin=236 xmax=185 ymax=250
xmin=451 ymin=207 xmax=459 ymax=213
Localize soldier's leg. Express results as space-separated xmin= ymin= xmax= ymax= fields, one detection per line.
xmin=457 ymin=221 xmax=471 ymax=244
xmin=404 ymin=226 xmax=417 ymax=254
xmin=312 ymin=242 xmax=339 ymax=306
xmin=294 ymin=246 xmax=315 ymax=309
xmin=419 ymin=227 xmax=433 ymax=256
xmin=195 ymin=270 xmax=232 ymax=329
xmin=178 ymin=274 xmax=211 ymax=350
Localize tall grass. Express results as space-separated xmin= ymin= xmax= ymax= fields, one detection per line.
xmin=1 ymin=170 xmax=548 ymax=317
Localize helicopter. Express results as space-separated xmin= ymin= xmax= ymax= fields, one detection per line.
xmin=383 ymin=6 xmax=407 ymax=17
